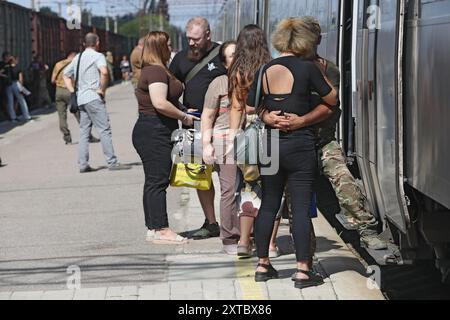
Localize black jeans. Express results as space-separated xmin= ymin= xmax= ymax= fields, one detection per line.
xmin=132 ymin=114 xmax=176 ymax=230
xmin=255 ymin=130 xmax=317 ymax=262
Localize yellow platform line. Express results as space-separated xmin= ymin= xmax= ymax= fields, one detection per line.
xmin=235 ymin=258 xmax=267 ymax=300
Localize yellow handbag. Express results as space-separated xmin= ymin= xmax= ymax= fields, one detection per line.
xmin=170 ymin=163 xmax=213 ymax=191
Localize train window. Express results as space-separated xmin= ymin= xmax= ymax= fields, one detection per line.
xmin=317 ymin=0 xmax=329 ymax=33
xmin=330 ymin=0 xmax=340 ymax=31
xmin=421 ymin=0 xmax=450 ymax=18
xmin=379 ymin=0 xmax=397 ymax=22
xmin=239 ymin=0 xmax=257 ymax=28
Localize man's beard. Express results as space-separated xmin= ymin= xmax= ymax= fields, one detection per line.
xmin=187 ymin=46 xmax=208 ymax=62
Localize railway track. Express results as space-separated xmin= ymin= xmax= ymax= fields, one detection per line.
xmin=316 ymin=176 xmax=450 ymax=300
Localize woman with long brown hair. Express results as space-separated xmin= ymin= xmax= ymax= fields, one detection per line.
xmin=228 ymin=24 xmax=272 ymax=257
xmin=132 ymin=31 xmax=197 ymax=244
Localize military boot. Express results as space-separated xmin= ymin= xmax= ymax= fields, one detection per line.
xmin=359 ymin=225 xmax=388 ymax=250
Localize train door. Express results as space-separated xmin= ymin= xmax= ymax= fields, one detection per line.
xmin=366 ymin=0 xmax=387 ymax=223
xmin=374 ymin=0 xmax=409 ymax=233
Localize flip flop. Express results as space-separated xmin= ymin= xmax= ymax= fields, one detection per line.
xmin=152 ymin=233 xmax=188 ymax=245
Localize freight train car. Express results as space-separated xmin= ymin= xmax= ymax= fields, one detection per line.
xmin=0 ymin=0 xmax=137 ymax=116
xmin=215 ymin=0 xmax=450 ymax=283
xmin=31 ymin=12 xmax=65 ymax=68
xmin=0 ymin=1 xmax=32 ymax=79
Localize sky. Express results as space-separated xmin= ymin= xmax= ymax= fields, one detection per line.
xmin=7 ymin=0 xmax=226 ymax=29
xmin=9 ymin=0 xmax=134 ymax=18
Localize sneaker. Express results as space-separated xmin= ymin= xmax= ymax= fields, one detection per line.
xmin=223 ymin=244 xmax=238 ymax=255
xmin=237 ymin=244 xmax=253 ymax=258
xmin=191 ymin=220 xmax=220 ymax=240
xmin=11 ymin=119 xmax=19 ymax=123
xmin=109 ymin=163 xmax=132 ymax=171
xmin=89 ymin=136 xmax=101 ymax=143
xmin=64 ymin=137 xmax=73 ymax=145
xmin=80 ymin=166 xmax=94 ymax=173
xmin=359 ymin=227 xmax=388 ymax=250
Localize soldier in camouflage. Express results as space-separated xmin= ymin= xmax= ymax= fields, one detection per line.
xmin=305 ymin=16 xmax=387 ymax=250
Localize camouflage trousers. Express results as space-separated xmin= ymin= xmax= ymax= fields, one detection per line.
xmin=321 ymin=141 xmax=377 ymax=229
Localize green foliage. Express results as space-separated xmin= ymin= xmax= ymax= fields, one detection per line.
xmin=119 ymin=15 xmax=172 ymax=38
xmin=39 ymin=6 xmax=58 ymax=17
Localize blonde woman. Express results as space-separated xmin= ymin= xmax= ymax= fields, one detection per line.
xmin=132 ymin=31 xmax=198 ymax=244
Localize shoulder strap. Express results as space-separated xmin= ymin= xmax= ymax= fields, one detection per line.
xmin=74 ymin=52 xmax=83 ymax=93
xmin=264 ymin=70 xmax=271 ymax=95
xmin=185 ymin=45 xmax=221 ymax=84
xmin=55 ymin=61 xmax=71 ymax=80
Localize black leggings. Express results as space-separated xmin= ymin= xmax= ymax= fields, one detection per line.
xmin=255 ymin=131 xmax=317 ymax=262
xmin=132 ymin=114 xmax=175 ymax=230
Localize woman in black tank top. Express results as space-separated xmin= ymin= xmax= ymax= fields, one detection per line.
xmin=247 ymin=18 xmax=338 ymax=289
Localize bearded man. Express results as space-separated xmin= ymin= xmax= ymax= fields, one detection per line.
xmin=169 ymin=17 xmax=227 ymax=240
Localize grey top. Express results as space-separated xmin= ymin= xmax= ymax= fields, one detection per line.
xmin=64 ymin=48 xmax=107 ymax=106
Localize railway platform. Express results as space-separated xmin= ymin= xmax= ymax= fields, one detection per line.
xmin=0 ymin=84 xmax=384 ymax=300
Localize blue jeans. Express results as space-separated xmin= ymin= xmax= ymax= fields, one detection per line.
xmin=78 ymin=99 xmax=117 ymax=170
xmin=5 ymin=82 xmax=31 ymax=121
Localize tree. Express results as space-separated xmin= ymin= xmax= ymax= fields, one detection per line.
xmin=39 ymin=6 xmax=58 ymax=17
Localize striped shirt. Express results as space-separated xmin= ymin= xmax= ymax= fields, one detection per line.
xmin=64 ymin=48 xmax=107 ymax=106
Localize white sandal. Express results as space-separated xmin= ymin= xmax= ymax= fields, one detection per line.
xmin=146 ymin=230 xmax=155 ymax=242
xmin=152 ymin=231 xmax=188 ymax=245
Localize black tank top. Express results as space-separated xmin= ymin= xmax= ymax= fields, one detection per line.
xmin=247 ymin=56 xmax=332 ymax=116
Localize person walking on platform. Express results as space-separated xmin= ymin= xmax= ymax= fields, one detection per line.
xmin=1 ymin=53 xmax=32 ymax=122
xmin=106 ymin=52 xmax=115 ymax=86
xmin=286 ymin=17 xmax=388 ymax=250
xmin=30 ymin=54 xmax=52 ymax=109
xmin=169 ymin=17 xmax=226 ymax=240
xmin=247 ymin=18 xmax=338 ymax=289
xmin=52 ymin=51 xmax=100 ymax=145
xmin=201 ymin=41 xmax=241 ymax=255
xmin=132 ymin=31 xmax=198 ymax=244
xmin=63 ymin=33 xmax=131 ymax=173
xmin=130 ymin=37 xmax=145 ymax=89
xmin=120 ymin=55 xmax=131 ymax=84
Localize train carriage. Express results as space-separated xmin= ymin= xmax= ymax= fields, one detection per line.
xmin=0 ymin=1 xmax=32 ymax=80
xmin=0 ymin=0 xmax=137 ymax=117
xmin=215 ymin=0 xmax=450 ymax=282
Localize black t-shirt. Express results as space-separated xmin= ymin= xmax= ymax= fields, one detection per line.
xmin=169 ymin=43 xmax=226 ymax=112
xmin=9 ymin=65 xmax=22 ymax=81
xmin=247 ymin=56 xmax=332 ymax=115
xmin=0 ymin=62 xmax=21 ymax=85
xmin=247 ymin=56 xmax=332 ymax=150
